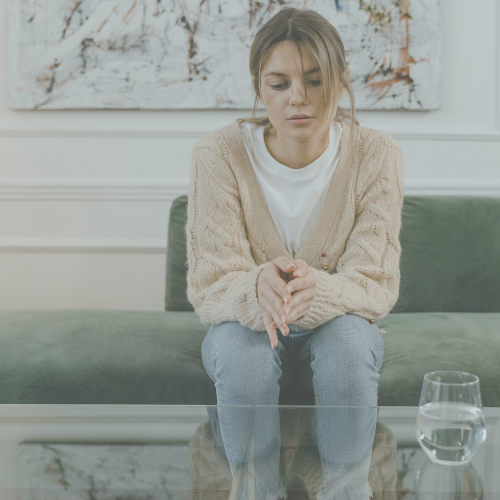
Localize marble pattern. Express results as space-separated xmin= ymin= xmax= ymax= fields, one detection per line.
xmin=16 ymin=442 xmax=459 ymax=499
xmin=7 ymin=0 xmax=440 ymax=110
xmin=395 ymin=446 xmax=428 ymax=499
xmin=18 ymin=442 xmax=191 ymax=499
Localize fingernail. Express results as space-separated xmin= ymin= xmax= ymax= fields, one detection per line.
xmin=287 ymin=286 xmax=292 ymax=293
xmin=295 ymin=270 xmax=303 ymax=277
xmin=286 ymin=263 xmax=294 ymax=269
xmin=283 ymin=295 xmax=287 ymax=304
xmin=286 ymin=307 xmax=291 ymax=314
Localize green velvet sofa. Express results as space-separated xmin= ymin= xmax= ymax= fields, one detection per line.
xmin=1 ymin=195 xmax=499 ymax=407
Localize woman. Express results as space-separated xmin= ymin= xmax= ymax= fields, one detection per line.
xmin=185 ymin=7 xmax=404 ymax=500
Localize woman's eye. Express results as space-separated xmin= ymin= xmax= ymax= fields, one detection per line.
xmin=270 ymin=80 xmax=321 ymax=90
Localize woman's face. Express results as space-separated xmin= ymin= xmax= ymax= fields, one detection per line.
xmin=260 ymin=40 xmax=347 ymax=139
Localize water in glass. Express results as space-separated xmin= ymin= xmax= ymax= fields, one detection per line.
xmin=416 ymin=401 xmax=487 ymax=465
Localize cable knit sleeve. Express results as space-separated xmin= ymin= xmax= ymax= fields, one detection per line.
xmin=293 ymin=136 xmax=404 ymax=331
xmin=185 ymin=141 xmax=270 ymax=331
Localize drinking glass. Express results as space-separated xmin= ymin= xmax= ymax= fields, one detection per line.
xmin=415 ymin=371 xmax=487 ymax=465
xmin=414 ymin=459 xmax=484 ymax=500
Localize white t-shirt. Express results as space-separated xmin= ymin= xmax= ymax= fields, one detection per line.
xmin=238 ymin=121 xmax=343 ymax=258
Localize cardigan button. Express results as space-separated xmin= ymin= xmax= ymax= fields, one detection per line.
xmin=323 ymin=265 xmax=328 ymax=270
xmin=369 ymin=319 xmax=375 ymax=324
xmin=321 ymin=252 xmax=326 ymax=257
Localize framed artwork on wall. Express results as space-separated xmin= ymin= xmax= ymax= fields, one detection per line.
xmin=7 ymin=0 xmax=441 ymax=110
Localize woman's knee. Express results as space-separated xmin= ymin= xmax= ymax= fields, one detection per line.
xmin=310 ymin=315 xmax=383 ymax=406
xmin=202 ymin=321 xmax=282 ymax=400
xmin=313 ymin=314 xmax=383 ymax=363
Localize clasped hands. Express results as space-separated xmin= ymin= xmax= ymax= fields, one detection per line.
xmin=257 ymin=256 xmax=318 ymax=349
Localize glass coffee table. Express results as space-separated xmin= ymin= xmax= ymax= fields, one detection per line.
xmin=0 ymin=404 xmax=498 ymax=499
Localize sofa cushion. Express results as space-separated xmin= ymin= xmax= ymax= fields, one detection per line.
xmin=0 ymin=310 xmax=215 ymax=405
xmin=393 ymin=196 xmax=500 ymax=313
xmin=377 ymin=311 xmax=500 ymax=407
xmin=165 ymin=195 xmax=500 ymax=313
xmin=1 ymin=311 xmax=499 ymax=407
xmin=165 ymin=196 xmax=192 ymax=312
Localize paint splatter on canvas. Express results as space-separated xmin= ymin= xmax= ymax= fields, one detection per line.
xmin=7 ymin=0 xmax=441 ymax=110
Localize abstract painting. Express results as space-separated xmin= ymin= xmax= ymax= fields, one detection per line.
xmin=7 ymin=0 xmax=441 ymax=110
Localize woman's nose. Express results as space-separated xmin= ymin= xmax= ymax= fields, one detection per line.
xmin=288 ymin=81 xmax=308 ymax=104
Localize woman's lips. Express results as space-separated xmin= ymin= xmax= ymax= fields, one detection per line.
xmin=288 ymin=117 xmax=313 ymax=124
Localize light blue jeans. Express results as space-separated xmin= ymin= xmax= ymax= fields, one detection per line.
xmin=201 ymin=313 xmax=385 ymax=500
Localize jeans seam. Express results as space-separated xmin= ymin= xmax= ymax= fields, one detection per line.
xmin=201 ymin=339 xmax=216 ymax=382
xmin=208 ymin=338 xmax=240 ymax=474
xmin=310 ymin=338 xmax=333 ymax=491
xmin=203 ymin=339 xmax=232 ymax=465
xmin=273 ymin=342 xmax=283 ymax=367
xmin=375 ymin=343 xmax=384 ymax=373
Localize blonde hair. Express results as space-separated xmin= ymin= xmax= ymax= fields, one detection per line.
xmin=236 ymin=7 xmax=359 ymax=149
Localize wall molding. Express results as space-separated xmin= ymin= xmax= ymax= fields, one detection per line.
xmin=1 ymin=179 xmax=500 ymax=202
xmin=1 ymin=178 xmax=499 ymax=254
xmin=0 ymin=129 xmax=208 ymax=139
xmin=0 ymin=126 xmax=499 ymax=141
xmin=0 ymin=180 xmax=187 ymax=201
xmin=496 ymin=0 xmax=500 ymax=136
xmin=0 ymin=238 xmax=167 ymax=253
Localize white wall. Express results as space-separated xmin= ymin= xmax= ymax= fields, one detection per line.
xmin=1 ymin=0 xmax=499 ymax=312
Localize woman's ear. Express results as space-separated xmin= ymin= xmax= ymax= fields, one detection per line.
xmin=338 ymin=85 xmax=347 ymax=101
xmin=338 ymin=69 xmax=350 ymax=100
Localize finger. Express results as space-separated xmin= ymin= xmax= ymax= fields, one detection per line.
xmin=261 ymin=294 xmax=287 ymax=334
xmin=273 ymin=291 xmax=289 ymax=328
xmin=272 ymin=258 xmax=296 ymax=295
xmin=271 ymin=320 xmax=288 ymax=337
xmin=272 ymin=319 xmax=287 ymax=336
xmin=284 ymin=288 xmax=310 ymax=323
xmin=273 ymin=256 xmax=297 ymax=274
xmin=287 ymin=303 xmax=304 ymax=325
xmin=275 ymin=275 xmax=295 ymax=301
xmin=267 ymin=320 xmax=279 ymax=348
xmin=261 ymin=306 xmax=278 ymax=347
xmin=262 ymin=281 xmax=289 ymax=332
xmin=291 ymin=259 xmax=306 ymax=278
xmin=284 ymin=286 xmax=307 ymax=310
xmin=271 ymin=258 xmax=302 ymax=307
xmin=281 ymin=302 xmax=292 ymax=322
xmin=285 ymin=275 xmax=311 ymax=296
xmin=284 ymin=278 xmax=300 ymax=296
xmin=288 ymin=296 xmax=313 ymax=324
xmin=282 ymin=295 xmax=292 ymax=326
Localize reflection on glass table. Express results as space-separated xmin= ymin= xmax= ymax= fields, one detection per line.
xmin=0 ymin=405 xmax=498 ymax=500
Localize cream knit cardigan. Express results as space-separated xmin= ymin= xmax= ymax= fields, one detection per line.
xmin=185 ymin=119 xmax=404 ymax=332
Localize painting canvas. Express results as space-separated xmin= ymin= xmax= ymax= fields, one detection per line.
xmin=7 ymin=0 xmax=441 ymax=110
